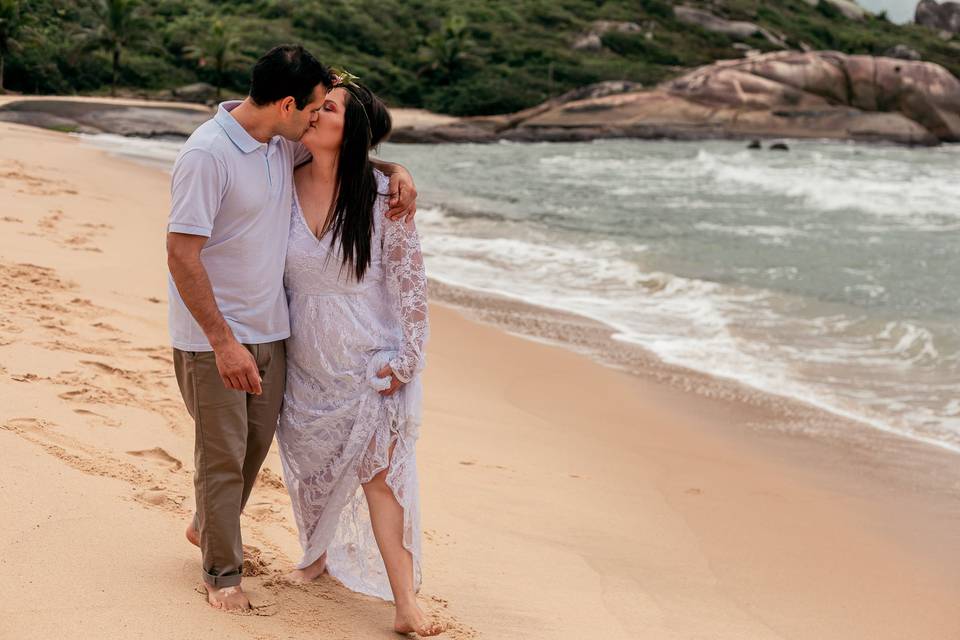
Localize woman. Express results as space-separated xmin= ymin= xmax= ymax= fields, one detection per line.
xmin=276 ymin=73 xmax=441 ymax=636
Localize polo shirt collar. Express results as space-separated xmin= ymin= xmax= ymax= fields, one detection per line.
xmin=215 ymin=100 xmax=266 ymax=154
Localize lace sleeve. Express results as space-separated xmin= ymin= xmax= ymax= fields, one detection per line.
xmin=383 ymin=216 xmax=429 ymax=383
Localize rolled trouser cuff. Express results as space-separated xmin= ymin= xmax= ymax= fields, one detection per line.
xmin=202 ymin=568 xmax=242 ymax=588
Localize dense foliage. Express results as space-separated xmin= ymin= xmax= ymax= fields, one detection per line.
xmin=2 ymin=0 xmax=957 ymax=115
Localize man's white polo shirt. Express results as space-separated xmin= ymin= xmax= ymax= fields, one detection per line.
xmin=167 ymin=100 xmax=306 ymax=351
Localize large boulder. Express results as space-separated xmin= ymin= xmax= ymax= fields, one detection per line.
xmin=499 ymin=80 xmax=643 ymax=129
xmin=654 ymin=51 xmax=960 ymax=142
xmin=916 ymin=0 xmax=960 ymax=34
xmin=572 ymin=20 xmax=643 ymax=51
xmin=0 ymin=99 xmax=212 ymax=137
xmin=673 ymin=6 xmax=786 ymax=47
xmin=884 ymin=44 xmax=922 ymax=60
xmin=800 ymin=0 xmax=869 ymax=20
xmin=513 ymin=87 xmax=935 ymax=145
xmin=171 ymin=82 xmax=219 ymax=103
xmin=914 ymin=0 xmax=960 ymax=33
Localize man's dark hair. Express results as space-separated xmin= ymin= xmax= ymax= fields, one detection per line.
xmin=249 ymin=45 xmax=333 ymax=110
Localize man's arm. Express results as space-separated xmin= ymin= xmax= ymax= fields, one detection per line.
xmin=167 ymin=233 xmax=262 ymax=395
xmin=371 ymin=158 xmax=418 ymax=222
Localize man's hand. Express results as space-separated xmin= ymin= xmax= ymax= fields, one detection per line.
xmin=376 ymin=364 xmax=405 ymax=397
xmin=168 ymin=232 xmax=258 ymax=394
xmin=386 ymin=166 xmax=418 ymax=223
xmin=214 ymin=339 xmax=262 ymax=395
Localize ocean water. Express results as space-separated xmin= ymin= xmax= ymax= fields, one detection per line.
xmin=82 ymin=134 xmax=960 ymax=453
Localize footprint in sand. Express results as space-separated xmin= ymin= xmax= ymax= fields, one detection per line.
xmin=70 ymin=298 xmax=97 ymax=310
xmin=257 ymin=467 xmax=286 ymax=490
xmin=37 ymin=210 xmax=63 ymax=230
xmin=2 ymin=417 xmax=48 ymax=433
xmin=4 ymin=418 xmax=193 ymax=519
xmin=64 ymin=235 xmax=102 ymax=253
xmin=39 ymin=319 xmax=74 ymax=335
xmin=4 ymin=417 xmax=149 ymax=483
xmin=80 ymin=359 xmax=130 ymax=376
xmin=244 ymin=500 xmax=281 ymax=522
xmin=41 ymin=340 xmax=112 ymax=356
xmin=73 ymin=408 xmax=121 ymax=427
xmin=242 ymin=544 xmax=273 ymax=577
xmin=459 ymin=460 xmax=511 ymax=471
xmin=423 ymin=529 xmax=454 ymax=547
xmin=2 ymin=166 xmax=79 ymax=196
xmin=192 ymin=583 xmax=278 ymax=616
xmin=2 ymin=262 xmax=70 ymax=291
xmin=126 ymin=447 xmax=183 ymax=471
xmin=134 ymin=485 xmax=187 ymax=509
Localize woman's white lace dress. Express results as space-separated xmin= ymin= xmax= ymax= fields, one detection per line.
xmin=277 ymin=170 xmax=428 ymax=601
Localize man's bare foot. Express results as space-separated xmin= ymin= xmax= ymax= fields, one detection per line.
xmin=185 ymin=522 xmax=200 ymax=547
xmin=394 ymin=599 xmax=445 ymax=637
xmin=203 ymin=583 xmax=251 ymax=611
xmin=287 ymin=552 xmax=327 ymax=583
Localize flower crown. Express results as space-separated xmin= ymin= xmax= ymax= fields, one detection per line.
xmin=330 ymin=67 xmax=360 ymax=88
xmin=329 ymin=67 xmax=377 ymax=142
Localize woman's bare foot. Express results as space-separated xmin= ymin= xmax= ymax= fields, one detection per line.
xmin=203 ymin=583 xmax=251 ymax=611
xmin=286 ymin=551 xmax=327 ymax=583
xmin=394 ymin=598 xmax=445 ymax=637
xmin=185 ymin=522 xmax=200 ymax=547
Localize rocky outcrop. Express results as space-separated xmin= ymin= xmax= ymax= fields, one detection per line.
xmin=800 ymin=0 xmax=869 ymax=20
xmin=502 ymin=80 xmax=644 ymax=126
xmin=916 ymin=0 xmax=960 ymax=34
xmin=393 ymin=51 xmax=960 ymax=146
xmin=0 ymin=99 xmax=211 ymax=137
xmin=389 ymin=81 xmax=643 ymax=143
xmin=170 ymin=82 xmax=219 ymax=104
xmin=673 ymin=6 xmax=786 ymax=48
xmin=659 ymin=51 xmax=959 ymax=142
xmin=884 ymin=44 xmax=922 ymax=60
xmin=572 ymin=21 xmax=643 ymax=51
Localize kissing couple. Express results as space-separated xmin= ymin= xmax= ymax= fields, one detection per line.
xmin=166 ymin=44 xmax=442 ymax=636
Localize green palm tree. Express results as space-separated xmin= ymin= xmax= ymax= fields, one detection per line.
xmin=0 ymin=0 xmax=22 ymax=93
xmin=184 ymin=17 xmax=243 ymax=101
xmin=93 ymin=0 xmax=144 ymax=97
xmin=419 ymin=15 xmax=476 ymax=84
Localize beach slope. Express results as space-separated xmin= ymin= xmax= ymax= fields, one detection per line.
xmin=0 ymin=121 xmax=958 ymax=639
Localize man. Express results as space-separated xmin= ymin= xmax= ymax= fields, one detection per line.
xmin=166 ymin=44 xmax=418 ymax=611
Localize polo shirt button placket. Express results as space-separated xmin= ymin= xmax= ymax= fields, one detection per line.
xmin=262 ymin=144 xmax=272 ymax=187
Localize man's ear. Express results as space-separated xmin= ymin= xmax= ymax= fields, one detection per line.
xmin=279 ymin=96 xmax=296 ymax=115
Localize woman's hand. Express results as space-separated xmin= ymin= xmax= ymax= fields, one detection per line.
xmin=376 ymin=364 xmax=405 ymax=396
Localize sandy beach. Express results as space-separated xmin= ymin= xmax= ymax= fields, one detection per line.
xmin=1 ymin=119 xmax=960 ymax=639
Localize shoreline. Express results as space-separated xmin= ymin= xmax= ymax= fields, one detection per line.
xmin=4 ymin=94 xmax=959 ymax=148
xmin=2 ymin=120 xmax=960 ymax=638
xmin=428 ymin=276 xmax=960 ymax=460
